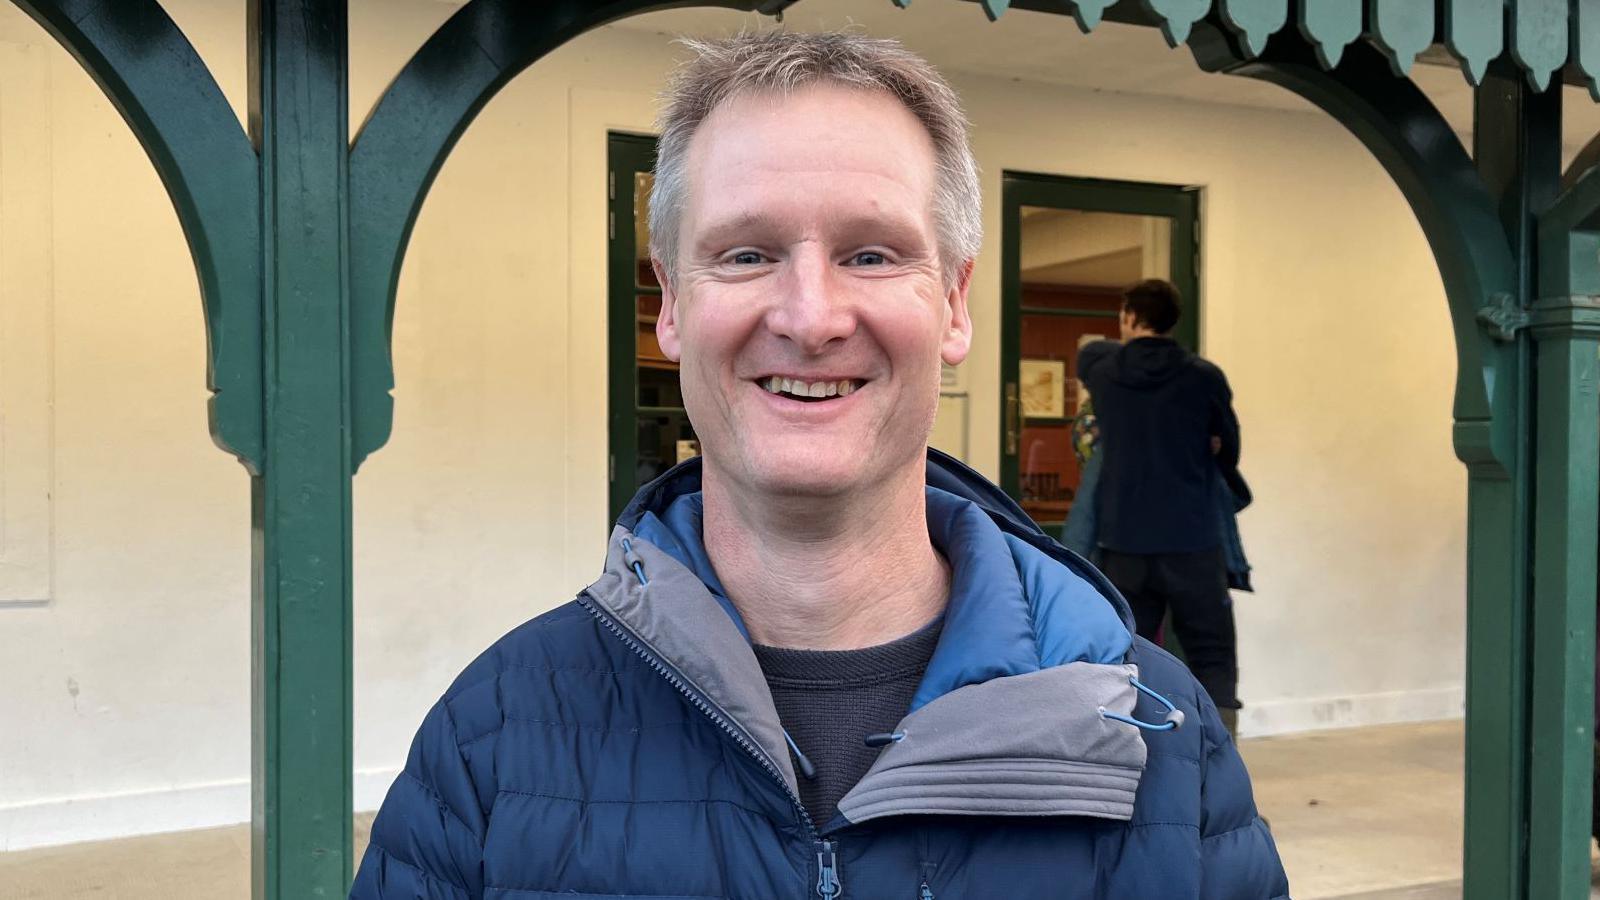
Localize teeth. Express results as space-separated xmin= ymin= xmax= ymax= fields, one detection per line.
xmin=761 ymin=378 xmax=862 ymax=398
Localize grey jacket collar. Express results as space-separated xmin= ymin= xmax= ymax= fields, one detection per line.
xmin=582 ymin=525 xmax=1148 ymax=826
xmin=587 ymin=528 xmax=799 ymax=791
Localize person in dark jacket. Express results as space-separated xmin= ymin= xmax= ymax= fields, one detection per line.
xmin=352 ymin=31 xmax=1287 ymax=899
xmin=1078 ymin=280 xmax=1246 ymax=734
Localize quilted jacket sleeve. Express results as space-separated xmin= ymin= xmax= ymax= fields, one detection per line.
xmin=1196 ymin=689 xmax=1291 ymax=900
xmin=350 ymin=694 xmax=488 ymax=900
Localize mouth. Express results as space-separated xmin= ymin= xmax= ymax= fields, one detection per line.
xmin=756 ymin=376 xmax=866 ymax=403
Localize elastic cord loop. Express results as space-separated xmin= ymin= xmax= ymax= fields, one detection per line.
xmin=1098 ymin=675 xmax=1186 ymax=732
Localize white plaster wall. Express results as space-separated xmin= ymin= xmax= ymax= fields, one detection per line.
xmin=0 ymin=7 xmax=252 ymax=850
xmin=0 ymin=0 xmax=1465 ymax=849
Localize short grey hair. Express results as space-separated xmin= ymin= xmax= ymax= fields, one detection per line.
xmin=649 ymin=30 xmax=982 ymax=287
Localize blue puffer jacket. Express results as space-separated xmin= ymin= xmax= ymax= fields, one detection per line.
xmin=352 ymin=451 xmax=1288 ymax=899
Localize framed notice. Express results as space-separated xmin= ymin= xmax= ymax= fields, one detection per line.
xmin=1020 ymin=359 xmax=1067 ymax=421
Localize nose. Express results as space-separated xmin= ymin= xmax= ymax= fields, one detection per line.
xmin=764 ymin=243 xmax=856 ymax=355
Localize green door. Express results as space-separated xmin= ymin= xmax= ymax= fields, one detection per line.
xmin=999 ymin=172 xmax=1201 ymax=540
xmin=608 ymin=132 xmax=698 ymax=524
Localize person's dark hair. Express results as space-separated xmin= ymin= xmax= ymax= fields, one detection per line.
xmin=1122 ymin=279 xmax=1182 ymax=334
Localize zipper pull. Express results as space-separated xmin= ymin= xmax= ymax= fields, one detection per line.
xmin=815 ymin=840 xmax=842 ymax=898
xmin=919 ymin=880 xmax=934 ymax=900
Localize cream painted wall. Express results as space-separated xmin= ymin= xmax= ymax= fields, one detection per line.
xmin=0 ymin=8 xmax=252 ymax=851
xmin=0 ymin=0 xmax=1463 ymax=849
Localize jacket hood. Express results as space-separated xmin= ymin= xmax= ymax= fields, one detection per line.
xmin=587 ymin=449 xmax=1150 ymax=827
xmin=1109 ymin=336 xmax=1192 ymax=389
xmin=616 ymin=448 xmax=1138 ymax=639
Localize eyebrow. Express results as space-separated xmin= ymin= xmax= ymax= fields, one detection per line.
xmin=692 ymin=213 xmax=774 ymax=250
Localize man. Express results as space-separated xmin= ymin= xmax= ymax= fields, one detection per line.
xmin=352 ymin=32 xmax=1286 ymax=899
xmin=1077 ymin=280 xmax=1245 ymax=734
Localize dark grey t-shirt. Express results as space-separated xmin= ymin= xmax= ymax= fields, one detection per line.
xmin=751 ymin=617 xmax=944 ymax=827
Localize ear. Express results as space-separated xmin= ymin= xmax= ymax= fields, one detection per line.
xmin=940 ymin=259 xmax=976 ymax=366
xmin=653 ymin=259 xmax=683 ymax=362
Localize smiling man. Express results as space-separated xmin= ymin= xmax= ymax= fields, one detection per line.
xmin=352 ymin=31 xmax=1288 ymax=900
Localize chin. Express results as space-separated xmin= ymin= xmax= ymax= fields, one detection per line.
xmin=754 ymin=466 xmax=864 ymax=499
xmin=741 ymin=447 xmax=870 ymax=499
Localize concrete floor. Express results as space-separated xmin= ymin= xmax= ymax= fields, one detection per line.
xmin=0 ymin=720 xmax=1594 ymax=899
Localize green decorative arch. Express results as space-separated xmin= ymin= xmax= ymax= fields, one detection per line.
xmin=1189 ymin=24 xmax=1567 ymax=900
xmin=10 ymin=0 xmax=264 ymax=471
xmin=1199 ymin=34 xmax=1519 ymax=470
xmin=347 ymin=0 xmax=762 ymax=469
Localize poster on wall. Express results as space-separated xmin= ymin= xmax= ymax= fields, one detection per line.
xmin=1020 ymin=359 xmax=1067 ymax=421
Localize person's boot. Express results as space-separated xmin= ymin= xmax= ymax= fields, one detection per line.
xmin=1218 ymin=705 xmax=1239 ymax=743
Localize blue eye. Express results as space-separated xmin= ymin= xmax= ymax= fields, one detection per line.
xmin=849 ymin=251 xmax=887 ymax=266
xmin=731 ymin=251 xmax=765 ymax=265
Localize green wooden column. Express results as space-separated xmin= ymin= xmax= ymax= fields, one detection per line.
xmin=1532 ymin=140 xmax=1600 ymax=900
xmin=1526 ymin=299 xmax=1600 ymax=899
xmin=1466 ymin=60 xmax=1558 ymax=900
xmin=248 ymin=1 xmax=354 ymax=896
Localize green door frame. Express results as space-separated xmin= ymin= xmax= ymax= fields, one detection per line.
xmin=607 ymin=132 xmax=662 ymax=525
xmin=998 ymin=173 xmax=1200 ymax=523
xmin=6 ymin=1 xmax=1596 ymax=897
xmin=607 ymin=131 xmax=700 ymax=524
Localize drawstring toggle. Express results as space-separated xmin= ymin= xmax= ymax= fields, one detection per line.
xmin=1099 ymin=675 xmax=1185 ymax=732
xmin=620 ymin=538 xmax=648 ymax=586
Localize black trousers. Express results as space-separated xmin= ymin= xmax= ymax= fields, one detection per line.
xmin=1100 ymin=548 xmax=1239 ymax=711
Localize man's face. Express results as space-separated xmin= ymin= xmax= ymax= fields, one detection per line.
xmin=655 ymin=84 xmax=973 ymax=500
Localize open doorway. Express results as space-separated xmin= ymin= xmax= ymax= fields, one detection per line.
xmin=607 ymin=131 xmax=699 ymax=525
xmin=999 ymin=173 xmax=1200 ymax=541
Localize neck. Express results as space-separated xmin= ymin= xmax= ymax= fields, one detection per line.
xmin=701 ymin=460 xmax=950 ymax=651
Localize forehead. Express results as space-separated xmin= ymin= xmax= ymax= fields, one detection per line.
xmin=682 ymin=83 xmax=939 ymax=227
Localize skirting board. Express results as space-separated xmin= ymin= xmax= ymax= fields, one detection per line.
xmin=2 ymin=684 xmax=1467 ymax=851
xmin=0 ymin=767 xmax=402 ymax=853
xmin=1238 ymin=685 xmax=1465 ymax=739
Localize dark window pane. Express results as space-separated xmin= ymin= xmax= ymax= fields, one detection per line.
xmin=636 ymin=414 xmax=698 ymax=486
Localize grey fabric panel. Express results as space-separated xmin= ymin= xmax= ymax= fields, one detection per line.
xmin=583 ymin=527 xmax=798 ymax=793
xmin=836 ymin=664 xmax=1146 ymax=824
xmin=838 ymin=758 xmax=1141 ymax=821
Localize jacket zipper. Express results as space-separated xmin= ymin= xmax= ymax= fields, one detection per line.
xmin=816 ymin=840 xmax=842 ymax=898
xmin=578 ymin=593 xmax=841 ymax=897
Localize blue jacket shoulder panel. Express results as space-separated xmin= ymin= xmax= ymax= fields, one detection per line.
xmin=1129 ymin=637 xmax=1290 ymax=899
xmin=352 ymin=602 xmax=620 ymax=900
